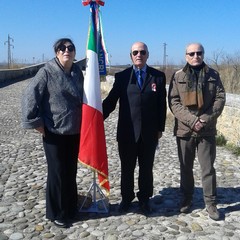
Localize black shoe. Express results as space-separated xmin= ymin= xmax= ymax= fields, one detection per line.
xmin=53 ymin=220 xmax=68 ymax=228
xmin=180 ymin=198 xmax=192 ymax=213
xmin=139 ymin=201 xmax=153 ymax=215
xmin=69 ymin=212 xmax=81 ymax=223
xmin=118 ymin=201 xmax=131 ymax=213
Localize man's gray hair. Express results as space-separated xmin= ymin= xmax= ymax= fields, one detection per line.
xmin=186 ymin=43 xmax=205 ymax=54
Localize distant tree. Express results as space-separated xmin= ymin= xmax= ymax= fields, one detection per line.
xmin=212 ymin=51 xmax=240 ymax=94
xmin=207 ymin=48 xmax=224 ymax=71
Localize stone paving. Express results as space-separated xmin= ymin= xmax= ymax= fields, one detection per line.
xmin=0 ymin=78 xmax=240 ymax=240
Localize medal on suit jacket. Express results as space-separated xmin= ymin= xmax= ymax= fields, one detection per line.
xmin=151 ymin=83 xmax=156 ymax=92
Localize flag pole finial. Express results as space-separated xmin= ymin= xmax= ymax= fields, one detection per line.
xmin=82 ymin=0 xmax=105 ymax=6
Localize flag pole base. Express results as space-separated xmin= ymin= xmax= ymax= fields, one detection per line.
xmin=79 ymin=170 xmax=109 ymax=213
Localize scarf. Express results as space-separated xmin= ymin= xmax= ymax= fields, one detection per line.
xmin=182 ymin=63 xmax=205 ymax=109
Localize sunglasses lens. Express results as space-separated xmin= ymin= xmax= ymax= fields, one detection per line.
xmin=59 ymin=45 xmax=66 ymax=52
xmin=67 ymin=45 xmax=74 ymax=52
xmin=132 ymin=51 xmax=138 ymax=56
xmin=132 ymin=50 xmax=146 ymax=56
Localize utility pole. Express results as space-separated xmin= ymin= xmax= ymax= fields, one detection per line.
xmin=4 ymin=34 xmax=14 ymax=69
xmin=163 ymin=42 xmax=167 ymax=71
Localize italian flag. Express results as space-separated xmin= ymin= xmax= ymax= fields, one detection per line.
xmin=78 ymin=2 xmax=110 ymax=193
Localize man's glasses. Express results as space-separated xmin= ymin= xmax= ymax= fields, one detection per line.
xmin=186 ymin=51 xmax=203 ymax=57
xmin=59 ymin=45 xmax=75 ymax=52
xmin=132 ymin=50 xmax=147 ymax=56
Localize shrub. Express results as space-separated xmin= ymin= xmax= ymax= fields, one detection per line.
xmin=216 ymin=134 xmax=227 ymax=146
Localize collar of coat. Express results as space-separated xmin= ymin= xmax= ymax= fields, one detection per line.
xmin=183 ymin=61 xmax=209 ymax=73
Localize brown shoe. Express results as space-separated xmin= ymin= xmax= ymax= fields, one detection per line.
xmin=206 ymin=204 xmax=220 ymax=221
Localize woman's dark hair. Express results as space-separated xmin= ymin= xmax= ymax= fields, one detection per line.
xmin=53 ymin=38 xmax=76 ymax=54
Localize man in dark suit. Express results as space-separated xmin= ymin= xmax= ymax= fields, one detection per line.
xmin=103 ymin=42 xmax=166 ymax=215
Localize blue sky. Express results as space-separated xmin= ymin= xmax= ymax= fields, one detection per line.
xmin=1 ymin=0 xmax=240 ymax=66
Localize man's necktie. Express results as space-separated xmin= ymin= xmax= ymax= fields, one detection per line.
xmin=137 ymin=70 xmax=143 ymax=88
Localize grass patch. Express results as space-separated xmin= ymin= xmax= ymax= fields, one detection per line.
xmin=226 ymin=144 xmax=240 ymax=156
xmin=216 ymin=133 xmax=240 ymax=156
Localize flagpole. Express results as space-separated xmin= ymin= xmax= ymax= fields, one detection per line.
xmin=79 ymin=0 xmax=109 ymax=214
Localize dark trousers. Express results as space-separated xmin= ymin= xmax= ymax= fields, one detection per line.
xmin=43 ymin=129 xmax=80 ymax=221
xmin=177 ymin=136 xmax=217 ymax=205
xmin=118 ymin=137 xmax=156 ymax=203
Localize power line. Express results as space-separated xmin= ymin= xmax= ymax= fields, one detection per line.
xmin=4 ymin=34 xmax=14 ymax=68
xmin=163 ymin=42 xmax=167 ymax=71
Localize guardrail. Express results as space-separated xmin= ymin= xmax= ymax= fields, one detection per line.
xmin=0 ymin=58 xmax=86 ymax=83
xmin=0 ymin=63 xmax=45 ymax=83
xmin=213 ymin=93 xmax=240 ymax=146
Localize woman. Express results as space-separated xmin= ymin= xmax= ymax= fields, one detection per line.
xmin=22 ymin=38 xmax=84 ymax=228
